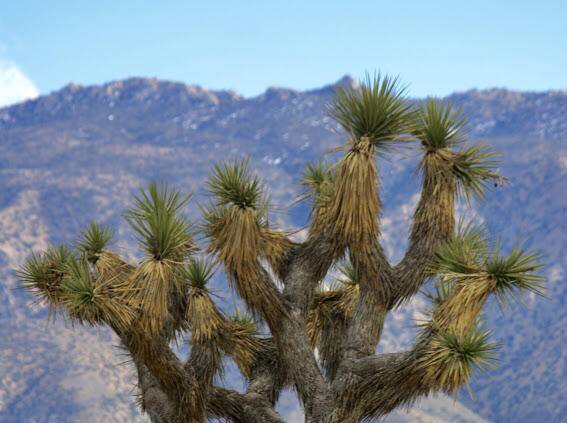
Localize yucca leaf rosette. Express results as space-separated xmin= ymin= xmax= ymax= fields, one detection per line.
xmin=18 ymin=245 xmax=74 ymax=316
xmin=325 ymin=74 xmax=414 ymax=243
xmin=429 ymin=222 xmax=543 ymax=333
xmin=325 ymin=74 xmax=414 ymax=302
xmin=414 ymin=99 xmax=501 ymax=202
xmin=59 ymin=256 xmax=137 ymax=330
xmin=415 ymin=222 xmax=543 ymax=395
xmin=226 ymin=311 xmax=269 ymax=378
xmin=203 ymin=161 xmax=286 ymax=326
xmin=76 ymin=221 xmax=114 ymax=264
xmin=418 ymin=324 xmax=498 ymax=395
xmin=125 ymin=183 xmax=195 ymax=335
xmin=182 ymin=258 xmax=224 ymax=343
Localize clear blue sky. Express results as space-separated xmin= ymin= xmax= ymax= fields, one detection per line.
xmin=0 ymin=0 xmax=565 ymax=101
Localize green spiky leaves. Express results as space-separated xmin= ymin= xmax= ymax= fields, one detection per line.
xmin=486 ymin=247 xmax=544 ymax=303
xmin=420 ymin=325 xmax=498 ymax=395
xmin=60 ymin=256 xmax=100 ymax=324
xmin=18 ymin=245 xmax=74 ymax=311
xmin=413 ymin=99 xmax=466 ymax=150
xmin=19 ymin=243 xmax=136 ymax=330
xmin=432 ymin=224 xmax=544 ymax=298
xmin=299 ymin=161 xmax=334 ymax=205
xmin=184 ymin=258 xmax=224 ymax=344
xmin=123 ymin=184 xmax=195 ymax=334
xmin=58 ymin=256 xmax=137 ymax=330
xmin=329 ymin=73 xmax=414 ymax=149
xmin=453 ymin=144 xmax=501 ymax=200
xmin=181 ymin=257 xmax=216 ymax=290
xmin=203 ymin=161 xmax=288 ymax=326
xmin=414 ymin=100 xmax=501 ymax=200
xmin=337 ymin=261 xmax=360 ymax=286
xmin=429 ymin=222 xmax=544 ymax=333
xmin=230 ymin=310 xmax=257 ymax=333
xmin=207 ymin=160 xmax=266 ymax=210
xmin=430 ymin=222 xmax=488 ymax=279
xmin=307 ymin=262 xmax=360 ymax=347
xmin=125 ymin=182 xmax=194 ymax=262
xmin=227 ymin=312 xmax=268 ymax=377
xmin=77 ymin=221 xmax=113 ymax=263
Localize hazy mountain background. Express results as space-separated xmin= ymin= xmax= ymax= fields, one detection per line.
xmin=0 ymin=76 xmax=565 ymax=422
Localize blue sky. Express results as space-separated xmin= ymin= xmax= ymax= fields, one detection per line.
xmin=0 ymin=0 xmax=565 ymax=106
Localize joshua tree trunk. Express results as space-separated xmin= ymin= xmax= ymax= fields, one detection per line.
xmin=19 ymin=74 xmax=543 ymax=422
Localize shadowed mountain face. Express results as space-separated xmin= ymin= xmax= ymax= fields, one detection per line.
xmin=0 ymin=76 xmax=565 ymax=422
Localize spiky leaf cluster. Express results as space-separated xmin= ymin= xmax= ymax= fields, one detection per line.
xmin=207 ymin=160 xmax=266 ymax=210
xmin=203 ymin=161 xmax=289 ymax=325
xmin=430 ymin=221 xmax=488 ymax=279
xmin=60 ymin=256 xmax=137 ymax=330
xmin=181 ymin=257 xmax=216 ymax=290
xmin=432 ymin=223 xmax=543 ymax=298
xmin=307 ymin=272 xmax=359 ymax=350
xmin=413 ymin=99 xmax=466 ymax=150
xmin=486 ymin=246 xmax=544 ymax=304
xmin=419 ymin=325 xmax=497 ymax=394
xmin=77 ymin=221 xmax=113 ymax=263
xmin=125 ymin=182 xmax=194 ymax=262
xmin=120 ymin=184 xmax=196 ymax=335
xmin=414 ymin=100 xmax=501 ymax=200
xmin=429 ymin=222 xmax=543 ymax=333
xmin=226 ymin=312 xmax=268 ymax=377
xmin=182 ymin=257 xmax=225 ymax=343
xmin=329 ymin=73 xmax=414 ymax=149
xmin=299 ymin=161 xmax=334 ymax=205
xmin=60 ymin=257 xmax=99 ymax=324
xmin=453 ymin=144 xmax=501 ymax=200
xmin=17 ymin=245 xmax=74 ymax=310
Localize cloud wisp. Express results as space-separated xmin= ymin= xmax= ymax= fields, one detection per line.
xmin=0 ymin=62 xmax=38 ymax=108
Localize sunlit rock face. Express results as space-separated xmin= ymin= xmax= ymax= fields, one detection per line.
xmin=0 ymin=77 xmax=565 ymax=422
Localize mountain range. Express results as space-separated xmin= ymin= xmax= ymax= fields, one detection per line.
xmin=0 ymin=76 xmax=565 ymax=422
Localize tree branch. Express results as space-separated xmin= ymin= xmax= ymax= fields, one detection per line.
xmin=340 ymin=243 xmax=392 ymax=360
xmin=331 ymin=335 xmax=432 ymax=422
xmin=120 ymin=329 xmax=205 ymax=422
xmin=273 ymin=242 xmax=337 ymax=419
xmin=135 ymin=361 xmax=177 ymax=423
xmin=390 ymin=153 xmax=456 ymax=307
xmin=208 ymin=387 xmax=286 ymax=423
xmin=283 ymin=233 xmax=341 ymax=314
xmin=246 ymin=345 xmax=287 ymax=405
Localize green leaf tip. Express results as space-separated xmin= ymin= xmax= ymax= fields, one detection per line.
xmin=125 ymin=182 xmax=194 ymax=262
xmin=486 ymin=246 xmax=545 ymax=302
xmin=413 ymin=99 xmax=467 ymax=150
xmin=181 ymin=257 xmax=216 ymax=290
xmin=207 ymin=160 xmax=268 ymax=211
xmin=329 ymin=72 xmax=414 ymax=150
xmin=77 ymin=221 xmax=113 ymax=263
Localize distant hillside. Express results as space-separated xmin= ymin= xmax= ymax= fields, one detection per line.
xmin=0 ymin=77 xmax=565 ymax=422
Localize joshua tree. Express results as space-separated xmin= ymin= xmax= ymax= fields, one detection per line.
xmin=19 ymin=75 xmax=543 ymax=422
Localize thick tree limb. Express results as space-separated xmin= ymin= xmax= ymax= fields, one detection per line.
xmin=278 ymin=236 xmax=343 ymax=419
xmin=331 ymin=335 xmax=432 ymax=422
xmin=246 ymin=346 xmax=287 ymax=405
xmin=121 ymin=330 xmax=205 ymax=422
xmin=390 ymin=154 xmax=456 ymax=307
xmin=283 ymin=233 xmax=342 ymax=314
xmin=135 ymin=360 xmax=287 ymax=423
xmin=208 ymin=387 xmax=286 ymax=423
xmin=340 ymin=243 xmax=392 ymax=360
xmin=135 ymin=362 xmax=177 ymax=423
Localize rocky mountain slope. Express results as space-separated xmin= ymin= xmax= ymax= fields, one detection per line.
xmin=0 ymin=76 xmax=565 ymax=422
